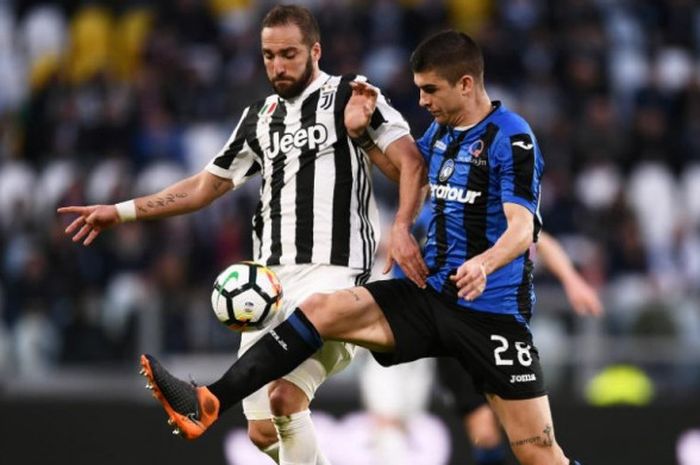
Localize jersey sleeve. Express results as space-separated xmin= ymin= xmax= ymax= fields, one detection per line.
xmin=352 ymin=77 xmax=410 ymax=152
xmin=416 ymin=121 xmax=440 ymax=163
xmin=493 ymin=131 xmax=544 ymax=214
xmin=206 ymin=106 xmax=262 ymax=189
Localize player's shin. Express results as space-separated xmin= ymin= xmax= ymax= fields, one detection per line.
xmin=207 ymin=309 xmax=323 ymax=412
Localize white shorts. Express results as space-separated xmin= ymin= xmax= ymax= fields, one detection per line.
xmin=240 ymin=263 xmax=361 ymax=420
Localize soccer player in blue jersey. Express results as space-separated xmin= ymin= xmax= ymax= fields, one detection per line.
xmin=385 ymin=202 xmax=602 ymax=465
xmin=141 ymin=30 xmax=583 ymax=465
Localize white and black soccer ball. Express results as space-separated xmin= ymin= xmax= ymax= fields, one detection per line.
xmin=211 ymin=262 xmax=283 ymax=332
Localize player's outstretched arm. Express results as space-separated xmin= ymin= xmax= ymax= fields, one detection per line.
xmin=57 ymin=170 xmax=233 ymax=246
xmin=536 ymin=231 xmax=604 ymax=316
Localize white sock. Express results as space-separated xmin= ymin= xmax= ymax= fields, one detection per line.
xmin=272 ymin=410 xmax=327 ymax=465
xmin=262 ymin=441 xmax=280 ymax=463
xmin=314 ymin=450 xmax=331 ymax=465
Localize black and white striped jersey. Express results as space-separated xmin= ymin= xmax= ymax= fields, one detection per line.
xmin=206 ymin=71 xmax=410 ymax=273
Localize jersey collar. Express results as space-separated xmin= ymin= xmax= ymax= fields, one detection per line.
xmin=448 ymin=100 xmax=502 ymax=136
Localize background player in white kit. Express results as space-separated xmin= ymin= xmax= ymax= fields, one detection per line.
xmin=58 ymin=5 xmax=427 ymax=465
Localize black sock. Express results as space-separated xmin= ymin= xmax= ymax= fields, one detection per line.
xmin=207 ymin=308 xmax=323 ymax=413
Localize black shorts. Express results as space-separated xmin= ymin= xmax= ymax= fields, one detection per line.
xmin=363 ymin=278 xmax=547 ymax=400
xmin=437 ymin=356 xmax=487 ymax=415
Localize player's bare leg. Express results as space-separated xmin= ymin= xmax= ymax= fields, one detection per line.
xmin=300 ymin=287 xmax=395 ymax=352
xmin=487 ymin=394 xmax=569 ymax=465
xmin=248 ymin=419 xmax=280 ymax=457
xmin=466 ymin=404 xmax=503 ymax=449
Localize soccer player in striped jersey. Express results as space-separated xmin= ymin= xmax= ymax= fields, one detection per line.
xmin=59 ymin=5 xmax=427 ymax=465
xmin=135 ymin=30 xmax=582 ymax=465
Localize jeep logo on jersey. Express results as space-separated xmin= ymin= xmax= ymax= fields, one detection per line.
xmin=438 ymin=159 xmax=455 ymax=181
xmin=430 ymin=183 xmax=482 ymax=204
xmin=266 ymin=124 xmax=329 ymax=159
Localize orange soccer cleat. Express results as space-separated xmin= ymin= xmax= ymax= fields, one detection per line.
xmin=139 ymin=354 xmax=220 ymax=440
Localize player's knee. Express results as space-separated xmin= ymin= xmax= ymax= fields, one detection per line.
xmin=247 ymin=421 xmax=278 ymax=450
xmin=469 ymin=425 xmax=502 ymax=448
xmin=268 ymin=380 xmax=309 ymax=416
xmin=299 ymin=292 xmax=331 ymax=331
xmin=466 ymin=407 xmax=502 ymax=448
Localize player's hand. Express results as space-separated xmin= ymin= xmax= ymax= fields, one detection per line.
xmin=57 ymin=204 xmax=121 ymax=246
xmin=450 ymin=259 xmax=487 ymax=301
xmin=383 ymin=222 xmax=428 ymax=288
xmin=344 ymin=81 xmax=378 ymax=138
xmin=563 ymin=275 xmax=604 ymax=316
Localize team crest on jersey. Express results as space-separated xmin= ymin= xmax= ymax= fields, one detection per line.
xmin=319 ymin=90 xmax=335 ymax=110
xmin=438 ymin=159 xmax=455 ymax=181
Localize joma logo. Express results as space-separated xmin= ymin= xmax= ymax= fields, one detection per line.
xmin=509 ymin=373 xmax=537 ymax=383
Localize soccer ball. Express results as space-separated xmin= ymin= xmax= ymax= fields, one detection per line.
xmin=211 ymin=262 xmax=283 ymax=332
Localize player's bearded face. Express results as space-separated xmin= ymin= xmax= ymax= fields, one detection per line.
xmin=270 ymin=53 xmax=314 ymax=99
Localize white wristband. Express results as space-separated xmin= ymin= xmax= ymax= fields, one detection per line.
xmin=115 ymin=200 xmax=137 ymax=223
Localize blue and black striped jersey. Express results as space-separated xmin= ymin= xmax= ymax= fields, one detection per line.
xmin=416 ymin=101 xmax=544 ymax=320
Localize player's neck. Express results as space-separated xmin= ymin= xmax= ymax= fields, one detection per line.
xmin=452 ymin=91 xmax=492 ymax=128
xmin=292 ymin=68 xmax=323 ymax=101
xmin=310 ymin=67 xmax=321 ymax=83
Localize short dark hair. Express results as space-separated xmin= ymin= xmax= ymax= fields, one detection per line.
xmin=410 ymin=30 xmax=484 ymax=85
xmin=261 ymin=4 xmax=321 ymax=47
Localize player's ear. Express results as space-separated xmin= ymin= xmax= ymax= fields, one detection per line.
xmin=311 ymin=42 xmax=321 ymax=62
xmin=459 ymin=75 xmax=474 ymax=95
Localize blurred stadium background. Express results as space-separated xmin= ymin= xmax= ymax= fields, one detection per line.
xmin=1 ymin=0 xmax=700 ymax=464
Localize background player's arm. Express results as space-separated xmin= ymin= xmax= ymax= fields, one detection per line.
xmin=537 ymin=231 xmax=604 ymax=316
xmin=451 ymin=203 xmax=534 ymax=300
xmin=58 ymin=170 xmax=233 ymax=246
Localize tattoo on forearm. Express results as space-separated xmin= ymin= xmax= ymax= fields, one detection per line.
xmin=510 ymin=425 xmax=553 ymax=448
xmin=141 ymin=193 xmax=189 ymax=212
xmin=344 ymin=289 xmax=361 ymax=302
